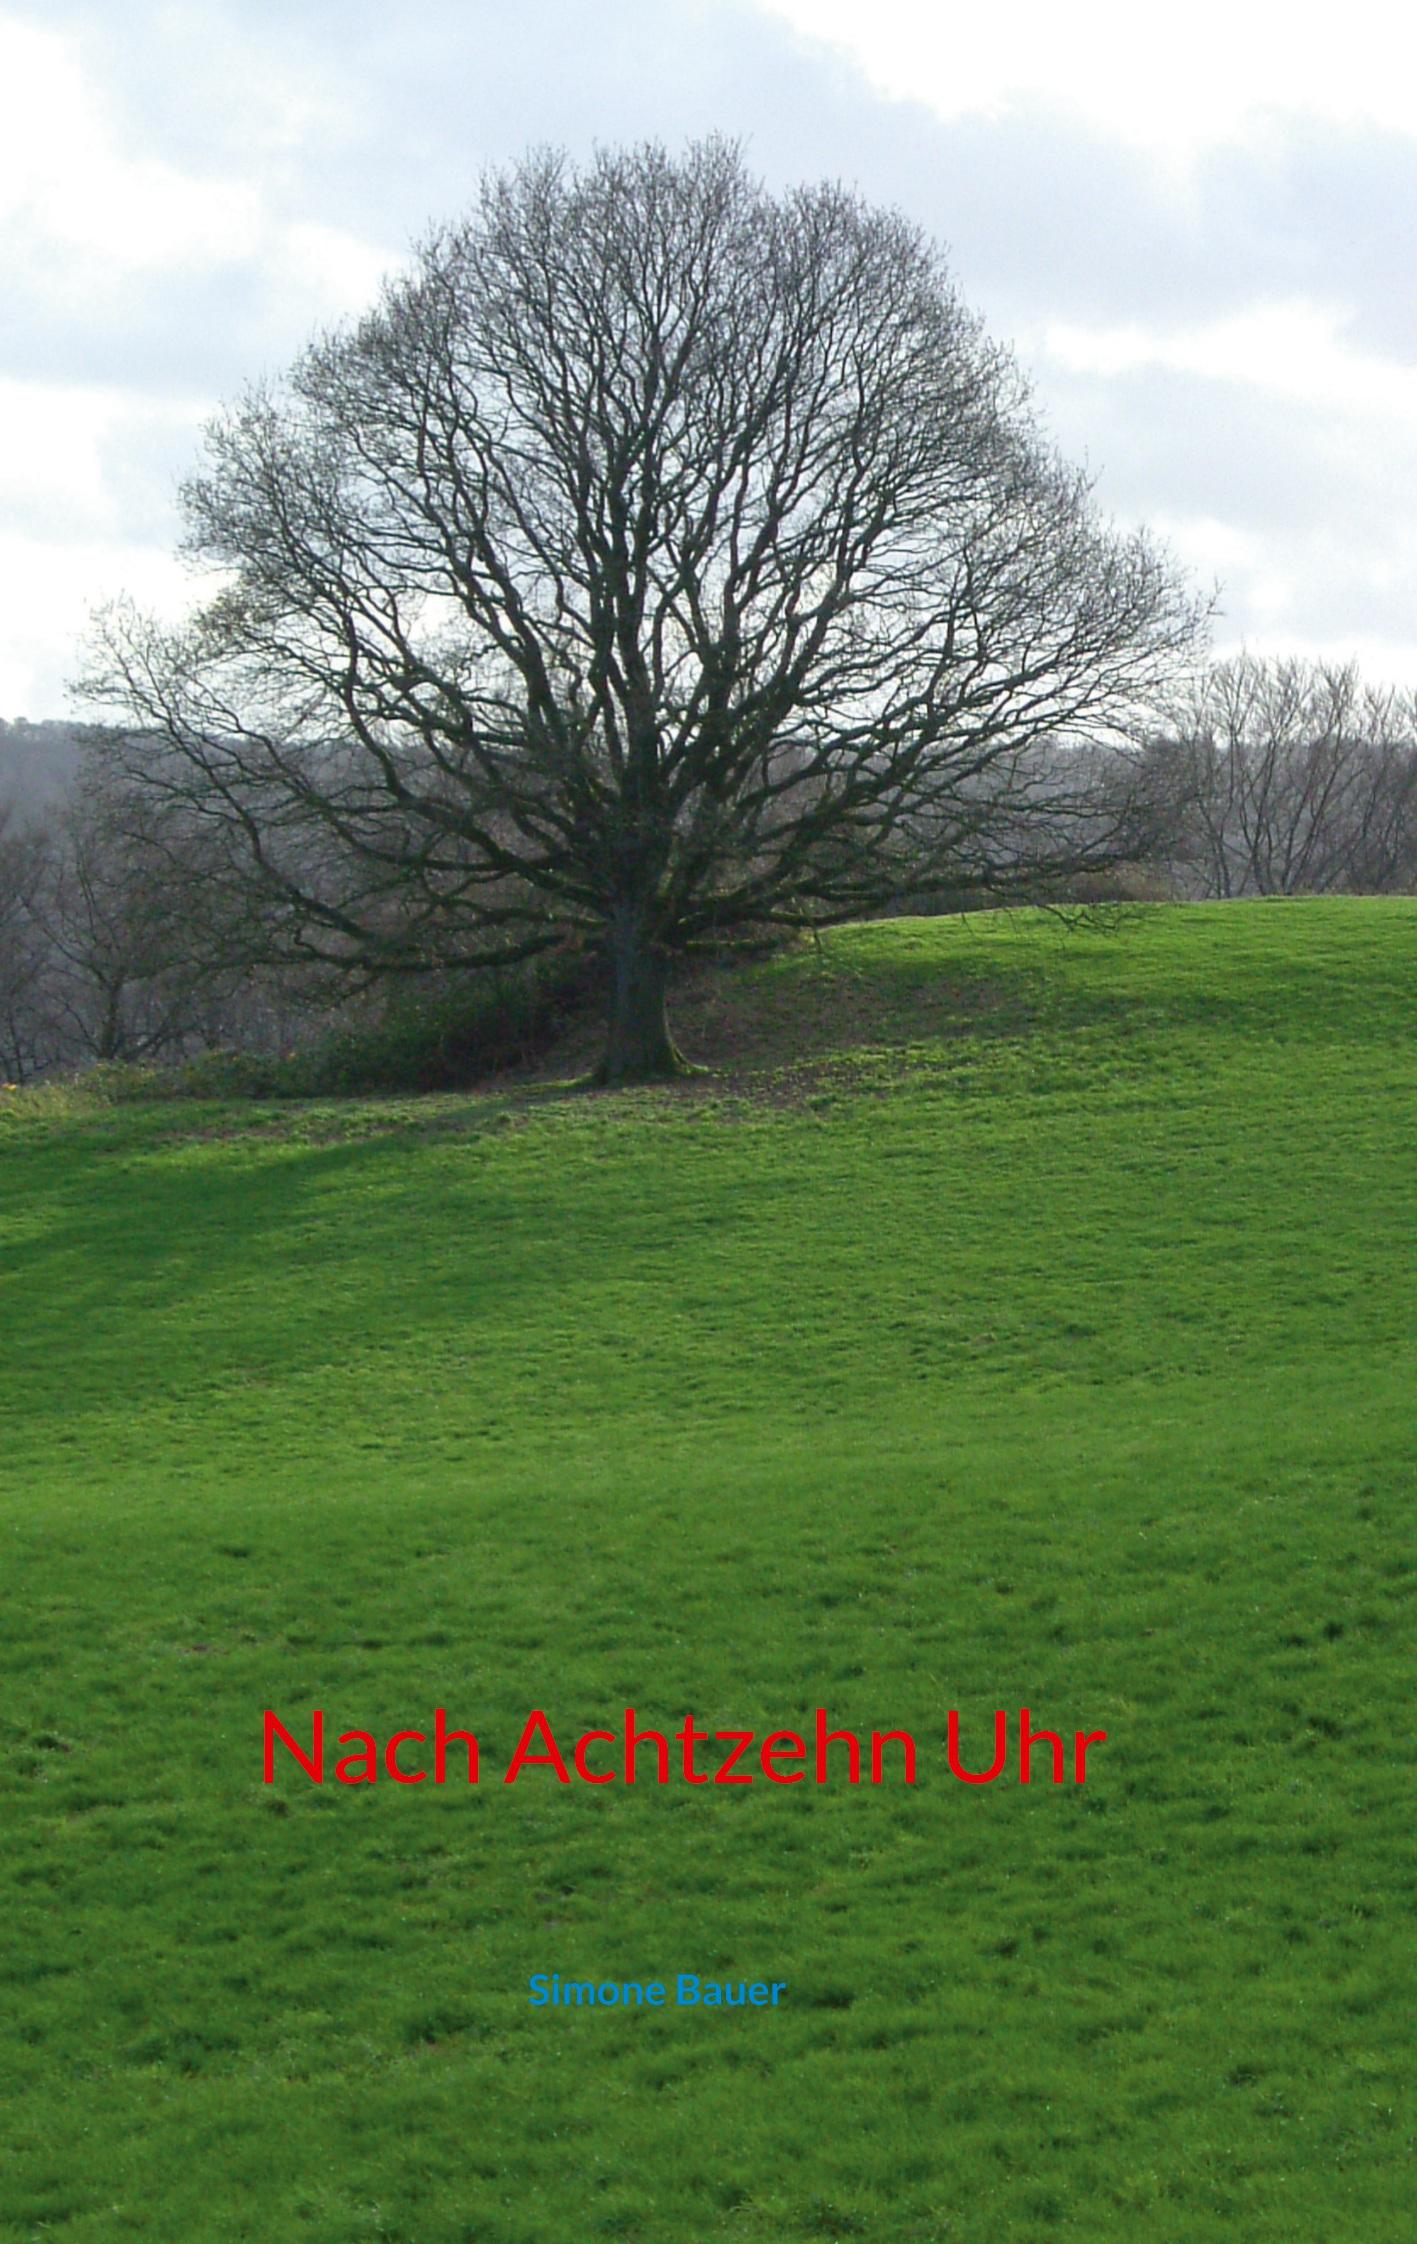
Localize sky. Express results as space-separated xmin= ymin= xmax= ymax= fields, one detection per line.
xmin=3 ymin=0 xmax=1416 ymax=718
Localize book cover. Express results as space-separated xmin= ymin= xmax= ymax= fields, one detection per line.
xmin=3 ymin=9 xmax=1413 ymax=2241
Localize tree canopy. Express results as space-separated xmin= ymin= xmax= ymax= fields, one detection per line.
xmin=86 ymin=139 xmax=1205 ymax=1081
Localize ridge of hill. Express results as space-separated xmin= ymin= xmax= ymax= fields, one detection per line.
xmin=0 ymin=716 xmax=93 ymax=811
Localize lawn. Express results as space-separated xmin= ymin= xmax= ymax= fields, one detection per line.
xmin=2 ymin=898 xmax=1415 ymax=2241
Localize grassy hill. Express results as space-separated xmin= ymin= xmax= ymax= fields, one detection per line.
xmin=3 ymin=899 xmax=1415 ymax=2243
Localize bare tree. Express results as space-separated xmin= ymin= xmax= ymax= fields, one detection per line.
xmin=1149 ymin=656 xmax=1417 ymax=898
xmin=0 ymin=801 xmax=61 ymax=1083
xmin=85 ymin=140 xmax=1205 ymax=1082
xmin=19 ymin=759 xmax=280 ymax=1067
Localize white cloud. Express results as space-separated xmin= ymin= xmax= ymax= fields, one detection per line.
xmin=1145 ymin=508 xmax=1417 ymax=688
xmin=0 ymin=15 xmax=398 ymax=339
xmin=0 ymin=530 xmax=206 ymax=719
xmin=0 ymin=19 xmax=263 ymax=280
xmin=0 ymin=380 xmax=209 ymax=539
xmin=272 ymin=222 xmax=402 ymax=325
xmin=1037 ymin=302 xmax=1417 ymax=419
xmin=755 ymin=0 xmax=1417 ymax=157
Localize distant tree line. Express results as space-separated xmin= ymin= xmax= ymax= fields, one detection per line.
xmin=1144 ymin=656 xmax=1417 ymax=900
xmin=5 ymin=652 xmax=1416 ymax=1087
xmin=0 ymin=721 xmax=601 ymax=1088
xmin=0 ymin=723 xmax=311 ymax=1083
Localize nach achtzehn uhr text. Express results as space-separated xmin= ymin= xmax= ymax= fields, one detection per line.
xmin=262 ymin=1707 xmax=1108 ymax=1788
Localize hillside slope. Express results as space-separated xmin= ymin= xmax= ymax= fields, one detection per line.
xmin=2 ymin=900 xmax=1415 ymax=2243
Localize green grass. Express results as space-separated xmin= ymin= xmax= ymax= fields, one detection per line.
xmin=2 ymin=898 xmax=1415 ymax=2242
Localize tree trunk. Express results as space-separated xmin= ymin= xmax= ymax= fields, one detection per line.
xmin=596 ymin=909 xmax=684 ymax=1084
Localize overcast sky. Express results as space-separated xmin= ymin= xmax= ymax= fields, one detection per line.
xmin=3 ymin=0 xmax=1416 ymax=718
